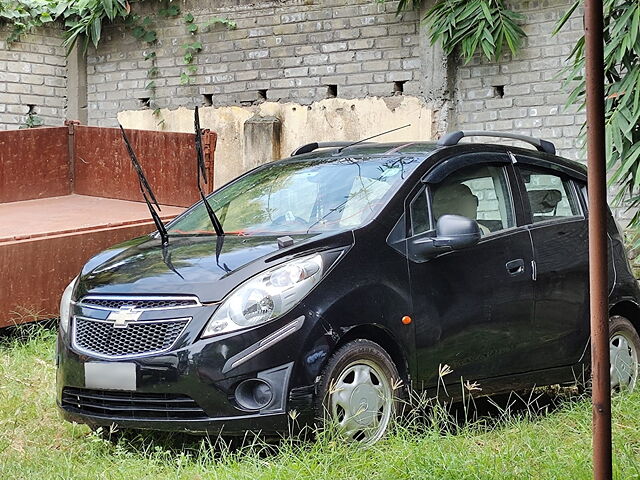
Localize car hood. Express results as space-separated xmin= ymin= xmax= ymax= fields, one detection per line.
xmin=78 ymin=233 xmax=324 ymax=303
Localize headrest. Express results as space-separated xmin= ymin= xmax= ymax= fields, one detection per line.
xmin=434 ymin=183 xmax=476 ymax=202
xmin=528 ymin=189 xmax=562 ymax=213
xmin=433 ymin=183 xmax=478 ymax=219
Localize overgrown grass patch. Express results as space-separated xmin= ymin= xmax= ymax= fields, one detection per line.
xmin=1 ymin=325 xmax=639 ymax=479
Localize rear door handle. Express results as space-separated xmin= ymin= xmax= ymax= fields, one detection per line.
xmin=506 ymin=258 xmax=525 ymax=275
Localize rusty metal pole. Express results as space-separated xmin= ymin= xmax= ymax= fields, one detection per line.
xmin=584 ymin=0 xmax=612 ymax=479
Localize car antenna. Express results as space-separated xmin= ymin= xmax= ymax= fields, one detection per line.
xmin=118 ymin=124 xmax=169 ymax=246
xmin=194 ymin=106 xmax=225 ymax=237
xmin=336 ymin=124 xmax=411 ymax=153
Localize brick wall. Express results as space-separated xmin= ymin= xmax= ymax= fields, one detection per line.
xmin=0 ymin=25 xmax=67 ymax=129
xmin=453 ymin=0 xmax=636 ymax=226
xmin=86 ymin=0 xmax=422 ymax=126
xmin=455 ymin=0 xmax=584 ymax=160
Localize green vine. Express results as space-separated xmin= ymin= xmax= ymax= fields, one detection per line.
xmin=180 ymin=14 xmax=236 ymax=85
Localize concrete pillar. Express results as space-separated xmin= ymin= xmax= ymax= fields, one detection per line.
xmin=242 ymin=115 xmax=282 ymax=170
xmin=418 ymin=0 xmax=455 ymax=137
xmin=66 ymin=44 xmax=88 ymax=124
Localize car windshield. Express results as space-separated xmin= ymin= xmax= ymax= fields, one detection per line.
xmin=169 ymin=155 xmax=421 ymax=235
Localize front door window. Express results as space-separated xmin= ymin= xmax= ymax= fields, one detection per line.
xmin=430 ymin=165 xmax=515 ymax=236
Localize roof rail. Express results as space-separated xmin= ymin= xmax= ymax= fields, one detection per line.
xmin=291 ymin=141 xmax=373 ymax=156
xmin=437 ymin=130 xmax=556 ymax=155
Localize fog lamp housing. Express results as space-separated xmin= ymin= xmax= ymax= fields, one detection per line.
xmin=235 ymin=379 xmax=273 ymax=410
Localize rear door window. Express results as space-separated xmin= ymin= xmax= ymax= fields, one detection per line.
xmin=518 ymin=167 xmax=582 ymax=223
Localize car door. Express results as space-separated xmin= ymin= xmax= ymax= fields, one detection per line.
xmin=407 ymin=153 xmax=537 ymax=389
xmin=512 ymin=157 xmax=590 ymax=369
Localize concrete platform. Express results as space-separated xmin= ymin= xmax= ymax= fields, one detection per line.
xmin=1 ymin=194 xmax=185 ymax=243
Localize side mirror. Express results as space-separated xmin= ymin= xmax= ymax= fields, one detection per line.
xmin=410 ymin=214 xmax=481 ymax=260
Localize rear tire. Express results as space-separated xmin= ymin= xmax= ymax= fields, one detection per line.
xmin=316 ymin=339 xmax=403 ymax=445
xmin=609 ymin=315 xmax=640 ymax=392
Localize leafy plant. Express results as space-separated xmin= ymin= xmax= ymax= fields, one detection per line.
xmin=0 ymin=0 xmax=58 ymax=43
xmin=20 ymin=112 xmax=43 ymax=129
xmin=59 ymin=0 xmax=131 ymax=52
xmin=204 ymin=16 xmax=237 ymax=30
xmin=555 ymin=0 xmax=640 ymax=249
xmin=392 ymin=0 xmax=526 ymax=63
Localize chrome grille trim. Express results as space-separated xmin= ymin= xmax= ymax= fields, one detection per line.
xmin=78 ymin=295 xmax=202 ymax=311
xmin=71 ymin=315 xmax=191 ymax=360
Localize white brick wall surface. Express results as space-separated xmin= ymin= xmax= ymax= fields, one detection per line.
xmin=0 ymin=25 xmax=68 ymax=129
xmin=453 ymin=0 xmax=634 ymax=226
xmin=85 ymin=0 xmax=422 ymax=126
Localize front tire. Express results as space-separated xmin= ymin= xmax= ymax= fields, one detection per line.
xmin=609 ymin=315 xmax=640 ymax=392
xmin=316 ymin=339 xmax=402 ymax=445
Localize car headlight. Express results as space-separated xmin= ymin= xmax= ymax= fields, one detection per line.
xmin=59 ymin=276 xmax=78 ymax=335
xmin=202 ymin=254 xmax=323 ymax=338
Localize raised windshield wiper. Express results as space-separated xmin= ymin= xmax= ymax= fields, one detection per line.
xmin=118 ymin=124 xmax=169 ymax=246
xmin=194 ymin=106 xmax=224 ymax=237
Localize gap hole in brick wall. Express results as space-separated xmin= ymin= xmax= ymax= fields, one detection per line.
xmin=493 ymin=85 xmax=505 ymax=98
xmin=139 ymin=97 xmax=151 ymax=108
xmin=393 ymin=81 xmax=406 ymax=95
xmin=326 ymin=84 xmax=337 ymax=99
xmin=203 ymin=94 xmax=213 ymax=107
xmin=257 ymin=89 xmax=267 ymax=101
xmin=27 ymin=104 xmax=36 ymax=114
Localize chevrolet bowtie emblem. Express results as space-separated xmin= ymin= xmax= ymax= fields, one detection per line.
xmin=108 ymin=306 xmax=142 ymax=328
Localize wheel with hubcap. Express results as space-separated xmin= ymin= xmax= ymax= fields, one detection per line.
xmin=609 ymin=315 xmax=640 ymax=392
xmin=317 ymin=339 xmax=402 ymax=445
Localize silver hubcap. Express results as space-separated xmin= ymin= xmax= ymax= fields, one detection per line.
xmin=329 ymin=360 xmax=393 ymax=444
xmin=610 ymin=332 xmax=638 ymax=391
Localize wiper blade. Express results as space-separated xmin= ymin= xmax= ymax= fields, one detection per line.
xmin=118 ymin=124 xmax=169 ymax=246
xmin=194 ymin=106 xmax=224 ymax=237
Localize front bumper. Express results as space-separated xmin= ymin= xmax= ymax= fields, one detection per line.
xmin=56 ymin=307 xmax=329 ymax=435
xmin=59 ymin=404 xmax=291 ymax=436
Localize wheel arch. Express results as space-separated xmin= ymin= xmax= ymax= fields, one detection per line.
xmin=334 ymin=324 xmax=411 ymax=386
xmin=610 ymin=300 xmax=640 ymax=333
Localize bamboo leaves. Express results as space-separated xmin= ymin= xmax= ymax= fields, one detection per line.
xmin=417 ymin=0 xmax=526 ymax=63
xmin=557 ymin=0 xmax=640 ymax=245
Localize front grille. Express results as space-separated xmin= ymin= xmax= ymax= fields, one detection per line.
xmin=80 ymin=297 xmax=199 ymax=310
xmin=73 ymin=317 xmax=189 ymax=358
xmin=62 ymin=387 xmax=207 ymax=420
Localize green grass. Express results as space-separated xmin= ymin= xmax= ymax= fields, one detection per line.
xmin=1 ymin=326 xmax=639 ymax=480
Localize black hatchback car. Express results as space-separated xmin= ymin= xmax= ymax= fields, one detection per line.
xmin=57 ymin=131 xmax=640 ymax=444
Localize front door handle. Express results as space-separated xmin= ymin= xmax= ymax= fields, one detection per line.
xmin=506 ymin=258 xmax=525 ymax=275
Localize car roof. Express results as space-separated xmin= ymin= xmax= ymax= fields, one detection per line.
xmin=285 ymin=140 xmax=587 ymax=182
xmin=288 ymin=141 xmax=439 ymax=158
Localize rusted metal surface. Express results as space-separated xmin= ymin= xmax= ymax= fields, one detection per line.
xmin=0 ymin=123 xmax=214 ymax=326
xmin=584 ymin=0 xmax=612 ymax=478
xmin=73 ymin=126 xmax=215 ymax=207
xmin=0 ymin=127 xmax=70 ymax=203
xmin=0 ymin=194 xmax=184 ymax=243
xmin=0 ymin=195 xmax=184 ymax=327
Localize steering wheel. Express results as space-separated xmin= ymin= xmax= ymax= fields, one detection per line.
xmin=271 ymin=211 xmax=308 ymax=226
